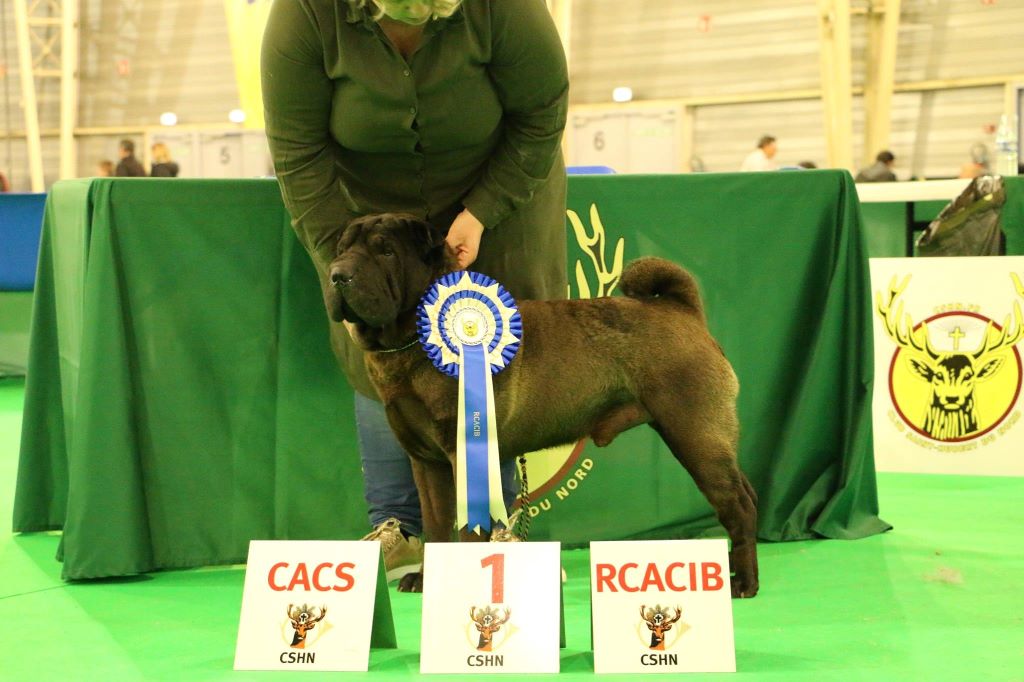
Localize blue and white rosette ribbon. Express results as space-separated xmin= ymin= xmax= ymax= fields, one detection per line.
xmin=417 ymin=271 xmax=522 ymax=534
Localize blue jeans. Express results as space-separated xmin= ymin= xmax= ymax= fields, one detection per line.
xmin=354 ymin=392 xmax=518 ymax=537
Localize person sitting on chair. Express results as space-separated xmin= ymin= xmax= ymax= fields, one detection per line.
xmin=856 ymin=150 xmax=897 ymax=182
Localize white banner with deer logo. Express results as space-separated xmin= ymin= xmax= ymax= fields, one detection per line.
xmin=870 ymin=257 xmax=1024 ymax=476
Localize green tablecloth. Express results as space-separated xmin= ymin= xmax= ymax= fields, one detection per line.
xmin=14 ymin=172 xmax=893 ymax=580
xmin=998 ymin=177 xmax=1024 ymax=253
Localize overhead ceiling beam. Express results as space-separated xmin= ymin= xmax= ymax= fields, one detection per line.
xmin=13 ymin=0 xmax=45 ymax=191
xmin=817 ymin=0 xmax=855 ymax=172
xmin=863 ymin=0 xmax=902 ymax=167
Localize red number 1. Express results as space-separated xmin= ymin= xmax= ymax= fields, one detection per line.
xmin=481 ymin=553 xmax=505 ymax=603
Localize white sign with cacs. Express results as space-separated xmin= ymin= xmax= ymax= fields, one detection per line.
xmin=233 ymin=540 xmax=395 ymax=672
xmin=870 ymin=257 xmax=1024 ymax=476
xmin=590 ymin=539 xmax=736 ymax=674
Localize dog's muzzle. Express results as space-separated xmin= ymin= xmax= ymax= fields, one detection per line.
xmin=330 ymin=264 xmax=353 ymax=288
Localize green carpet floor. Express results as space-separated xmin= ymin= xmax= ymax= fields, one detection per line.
xmin=2 ymin=377 xmax=1022 ymax=681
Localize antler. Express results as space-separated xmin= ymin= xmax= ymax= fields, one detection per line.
xmin=566 ymin=204 xmax=625 ymax=299
xmin=491 ymin=608 xmax=511 ymax=627
xmin=666 ymin=606 xmax=683 ymax=625
xmin=875 ymin=275 xmax=939 ymax=359
xmin=973 ymin=273 xmax=1024 ymax=360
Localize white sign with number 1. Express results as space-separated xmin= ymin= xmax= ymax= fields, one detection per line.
xmin=420 ymin=542 xmax=562 ymax=674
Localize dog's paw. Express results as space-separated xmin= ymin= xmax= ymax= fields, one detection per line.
xmin=398 ymin=571 xmax=424 ymax=593
xmin=730 ymin=574 xmax=759 ymax=599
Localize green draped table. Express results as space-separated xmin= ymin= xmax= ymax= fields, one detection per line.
xmin=14 ymin=171 xmax=898 ymax=581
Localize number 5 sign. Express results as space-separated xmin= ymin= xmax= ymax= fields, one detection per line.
xmin=419 ymin=543 xmax=563 ymax=674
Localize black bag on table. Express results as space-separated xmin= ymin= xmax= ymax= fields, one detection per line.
xmin=916 ymin=175 xmax=1006 ymax=256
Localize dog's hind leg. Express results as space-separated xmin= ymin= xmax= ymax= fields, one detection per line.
xmin=398 ymin=456 xmax=458 ymax=593
xmin=648 ymin=416 xmax=759 ymax=599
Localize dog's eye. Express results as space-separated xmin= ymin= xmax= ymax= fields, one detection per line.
xmin=370 ymin=239 xmax=394 ymax=257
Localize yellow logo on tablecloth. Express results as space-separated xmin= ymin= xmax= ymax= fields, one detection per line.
xmin=518 ymin=204 xmax=625 ymax=516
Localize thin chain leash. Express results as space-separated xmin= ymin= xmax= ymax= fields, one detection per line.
xmin=514 ymin=455 xmax=531 ymax=541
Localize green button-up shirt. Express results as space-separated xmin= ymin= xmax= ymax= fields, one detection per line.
xmin=262 ymin=0 xmax=569 ymax=396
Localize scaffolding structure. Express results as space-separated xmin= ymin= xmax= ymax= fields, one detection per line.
xmin=12 ymin=0 xmax=78 ymax=191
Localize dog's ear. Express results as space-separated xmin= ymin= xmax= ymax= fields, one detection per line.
xmin=401 ymin=215 xmax=448 ymax=266
xmin=334 ymin=216 xmax=370 ymax=255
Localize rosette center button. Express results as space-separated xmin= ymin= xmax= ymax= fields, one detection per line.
xmin=450 ymin=307 xmax=490 ymax=346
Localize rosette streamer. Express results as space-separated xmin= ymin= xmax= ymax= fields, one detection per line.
xmin=417 ymin=271 xmax=522 ymax=533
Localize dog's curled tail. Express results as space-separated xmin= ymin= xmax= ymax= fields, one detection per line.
xmin=619 ymin=257 xmax=704 ymax=314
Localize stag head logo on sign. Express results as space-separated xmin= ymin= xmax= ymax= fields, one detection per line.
xmin=284 ymin=604 xmax=328 ymax=651
xmin=639 ymin=604 xmax=689 ymax=654
xmin=468 ymin=605 xmax=513 ymax=653
xmin=876 ymin=274 xmax=1023 ymax=442
xmin=868 ymin=258 xmax=1024 ymax=475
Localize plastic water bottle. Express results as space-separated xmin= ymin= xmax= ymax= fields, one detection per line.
xmin=995 ymin=114 xmax=1019 ymax=176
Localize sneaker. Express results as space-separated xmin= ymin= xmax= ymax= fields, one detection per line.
xmin=489 ymin=508 xmax=525 ymax=543
xmin=361 ymin=518 xmax=424 ymax=583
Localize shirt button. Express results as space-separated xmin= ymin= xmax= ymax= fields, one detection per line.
xmin=403 ymin=69 xmax=411 ymax=77
xmin=409 ymin=106 xmax=417 ymax=114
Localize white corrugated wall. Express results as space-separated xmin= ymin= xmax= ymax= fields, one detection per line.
xmin=569 ymin=0 xmax=1024 ymax=178
xmin=0 ymin=0 xmax=238 ymax=190
xmin=1 ymin=0 xmax=1023 ymax=189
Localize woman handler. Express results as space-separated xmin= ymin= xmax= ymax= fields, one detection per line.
xmin=261 ymin=0 xmax=568 ymax=580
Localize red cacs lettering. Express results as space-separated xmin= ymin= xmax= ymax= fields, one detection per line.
xmin=594 ymin=562 xmax=724 ymax=592
xmin=267 ymin=562 xmax=357 ymax=592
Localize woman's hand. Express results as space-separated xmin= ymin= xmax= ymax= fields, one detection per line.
xmin=445 ymin=209 xmax=485 ymax=270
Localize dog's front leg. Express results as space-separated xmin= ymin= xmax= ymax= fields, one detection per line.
xmin=398 ymin=456 xmax=457 ymax=593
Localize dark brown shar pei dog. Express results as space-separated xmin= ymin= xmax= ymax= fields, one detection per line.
xmin=325 ymin=213 xmax=758 ymax=598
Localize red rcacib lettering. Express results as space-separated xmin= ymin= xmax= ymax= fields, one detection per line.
xmin=619 ymin=563 xmax=640 ymax=593
xmin=333 ymin=562 xmax=356 ymax=592
xmin=640 ymin=563 xmax=665 ymax=591
xmin=664 ymin=562 xmax=688 ymax=591
xmin=268 ymin=562 xmax=289 ymax=591
xmin=595 ymin=563 xmax=617 ymax=592
xmin=702 ymin=562 xmax=724 ymax=591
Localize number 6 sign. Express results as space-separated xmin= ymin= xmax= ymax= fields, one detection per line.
xmin=419 ymin=542 xmax=562 ymax=674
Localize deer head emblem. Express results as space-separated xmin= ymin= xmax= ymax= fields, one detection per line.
xmin=876 ymin=273 xmax=1024 ymax=440
xmin=469 ymin=605 xmax=511 ymax=651
xmin=287 ymin=604 xmax=327 ymax=649
xmin=640 ymin=604 xmax=683 ymax=650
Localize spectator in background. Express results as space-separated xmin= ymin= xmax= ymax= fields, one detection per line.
xmin=150 ymin=142 xmax=180 ymax=177
xmin=959 ymin=142 xmax=991 ymax=179
xmin=115 ymin=139 xmax=146 ymax=177
xmin=740 ymin=135 xmax=778 ymax=171
xmin=855 ymin=150 xmax=897 ymax=182
xmin=797 ymin=160 xmax=818 ymax=169
xmin=96 ymin=160 xmax=115 ymax=177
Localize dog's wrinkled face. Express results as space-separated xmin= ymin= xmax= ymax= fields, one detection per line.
xmin=324 ymin=213 xmax=446 ymax=342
